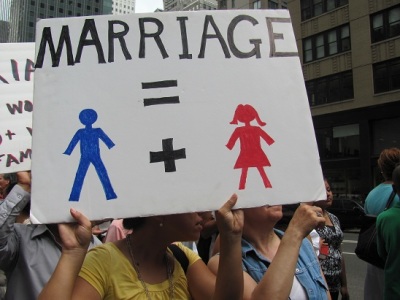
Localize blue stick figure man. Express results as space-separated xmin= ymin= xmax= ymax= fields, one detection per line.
xmin=64 ymin=109 xmax=117 ymax=201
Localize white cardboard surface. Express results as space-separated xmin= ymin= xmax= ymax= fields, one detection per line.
xmin=0 ymin=43 xmax=34 ymax=173
xmin=31 ymin=10 xmax=325 ymax=223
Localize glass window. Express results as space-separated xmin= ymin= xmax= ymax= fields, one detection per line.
xmin=303 ymin=24 xmax=350 ymax=62
xmin=332 ymin=124 xmax=360 ymax=158
xmin=326 ymin=0 xmax=335 ymax=11
xmin=389 ymin=7 xmax=400 ymax=37
xmin=306 ymin=71 xmax=354 ymax=106
xmin=301 ymin=0 xmax=348 ymax=21
xmin=341 ymin=26 xmax=351 ymax=51
xmin=316 ymin=125 xmax=360 ymax=160
xmin=301 ymin=0 xmax=312 ymax=20
xmin=325 ymin=168 xmax=361 ymax=200
xmin=372 ymin=117 xmax=400 ymax=155
xmin=304 ymin=38 xmax=313 ymax=62
xmin=253 ymin=0 xmax=261 ymax=9
xmin=371 ymin=5 xmax=400 ymax=43
xmin=313 ymin=0 xmax=323 ymax=17
xmin=316 ymin=34 xmax=325 ymax=59
xmin=328 ymin=31 xmax=338 ymax=55
xmin=269 ymin=1 xmax=278 ymax=9
xmin=373 ymin=57 xmax=400 ymax=93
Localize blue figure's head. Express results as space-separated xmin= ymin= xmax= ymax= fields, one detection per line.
xmin=79 ymin=109 xmax=98 ymax=126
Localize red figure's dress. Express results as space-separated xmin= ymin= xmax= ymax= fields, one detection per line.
xmin=226 ymin=126 xmax=275 ymax=169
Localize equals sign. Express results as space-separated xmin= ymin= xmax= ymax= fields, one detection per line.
xmin=142 ymin=80 xmax=180 ymax=107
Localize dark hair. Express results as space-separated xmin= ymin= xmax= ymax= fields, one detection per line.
xmin=2 ymin=173 xmax=17 ymax=184
xmin=378 ymin=148 xmax=400 ymax=181
xmin=392 ymin=164 xmax=400 ymax=193
xmin=5 ymin=182 xmax=17 ymax=196
xmin=123 ymin=217 xmax=147 ymax=230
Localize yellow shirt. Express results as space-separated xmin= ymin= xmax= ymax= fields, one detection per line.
xmin=79 ymin=242 xmax=201 ymax=300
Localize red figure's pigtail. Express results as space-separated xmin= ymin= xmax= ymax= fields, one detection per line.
xmin=253 ymin=109 xmax=266 ymax=126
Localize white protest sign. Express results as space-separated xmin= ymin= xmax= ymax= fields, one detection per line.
xmin=0 ymin=43 xmax=35 ymax=173
xmin=31 ymin=10 xmax=325 ymax=224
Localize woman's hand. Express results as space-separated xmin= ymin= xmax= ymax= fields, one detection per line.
xmin=58 ymin=208 xmax=92 ymax=253
xmin=287 ymin=204 xmax=325 ymax=240
xmin=215 ymin=194 xmax=244 ymax=237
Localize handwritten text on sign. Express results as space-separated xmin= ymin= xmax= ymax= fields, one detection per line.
xmin=0 ymin=43 xmax=35 ymax=173
xmin=31 ymin=10 xmax=325 ymax=223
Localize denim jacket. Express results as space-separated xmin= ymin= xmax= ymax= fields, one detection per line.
xmin=241 ymin=229 xmax=328 ymax=300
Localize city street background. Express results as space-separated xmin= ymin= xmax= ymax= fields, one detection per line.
xmin=342 ymin=231 xmax=367 ymax=300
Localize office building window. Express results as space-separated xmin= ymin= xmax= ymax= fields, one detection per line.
xmin=306 ymin=71 xmax=354 ymax=106
xmin=372 ymin=117 xmax=400 ymax=155
xmin=231 ymin=0 xmax=235 ymax=8
xmin=324 ymin=168 xmax=361 ymax=199
xmin=253 ymin=0 xmax=261 ymax=9
xmin=303 ymin=24 xmax=350 ymax=63
xmin=371 ymin=5 xmax=400 ymax=43
xmin=269 ymin=1 xmax=278 ymax=9
xmin=301 ymin=0 xmax=348 ymax=21
xmin=373 ymin=57 xmax=400 ymax=94
xmin=316 ymin=124 xmax=360 ymax=160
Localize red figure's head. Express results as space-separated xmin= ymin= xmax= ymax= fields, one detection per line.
xmin=230 ymin=104 xmax=266 ymax=126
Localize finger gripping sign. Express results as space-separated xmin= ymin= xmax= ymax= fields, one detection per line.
xmin=31 ymin=10 xmax=326 ymax=224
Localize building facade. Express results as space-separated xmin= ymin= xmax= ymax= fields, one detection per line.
xmin=218 ymin=0 xmax=287 ymax=9
xmin=218 ymin=0 xmax=400 ymax=201
xmin=164 ymin=0 xmax=217 ymax=11
xmin=1 ymin=0 xmax=112 ymax=43
xmin=289 ymin=0 xmax=400 ymax=201
xmin=112 ymin=0 xmax=135 ymax=15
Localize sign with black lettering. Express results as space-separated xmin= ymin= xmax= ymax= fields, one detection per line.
xmin=31 ymin=10 xmax=325 ymax=223
xmin=0 ymin=43 xmax=35 ymax=173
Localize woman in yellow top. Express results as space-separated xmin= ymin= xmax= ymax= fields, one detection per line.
xmin=39 ymin=194 xmax=244 ymax=300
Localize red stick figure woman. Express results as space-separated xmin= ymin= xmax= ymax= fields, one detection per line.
xmin=226 ymin=104 xmax=275 ymax=190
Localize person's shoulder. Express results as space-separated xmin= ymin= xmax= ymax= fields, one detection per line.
xmin=328 ymin=211 xmax=340 ymax=223
xmin=88 ymin=241 xmax=117 ymax=255
xmin=376 ymin=207 xmax=400 ymax=228
xmin=171 ymin=242 xmax=201 ymax=265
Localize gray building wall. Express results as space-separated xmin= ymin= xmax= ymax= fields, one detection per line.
xmin=2 ymin=0 xmax=112 ymax=43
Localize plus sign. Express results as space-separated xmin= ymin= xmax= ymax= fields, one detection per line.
xmin=5 ymin=130 xmax=15 ymax=140
xmin=150 ymin=138 xmax=186 ymax=172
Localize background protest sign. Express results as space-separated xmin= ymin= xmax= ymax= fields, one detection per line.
xmin=0 ymin=43 xmax=35 ymax=173
xmin=31 ymin=10 xmax=326 ymax=224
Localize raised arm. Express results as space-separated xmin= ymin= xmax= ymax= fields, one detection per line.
xmin=212 ymin=194 xmax=244 ymax=300
xmin=187 ymin=194 xmax=243 ymax=300
xmin=251 ymin=204 xmax=325 ymax=300
xmin=0 ymin=172 xmax=31 ymax=270
xmin=38 ymin=208 xmax=94 ymax=300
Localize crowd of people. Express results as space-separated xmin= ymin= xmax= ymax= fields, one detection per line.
xmin=1 ymin=147 xmax=400 ymax=300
